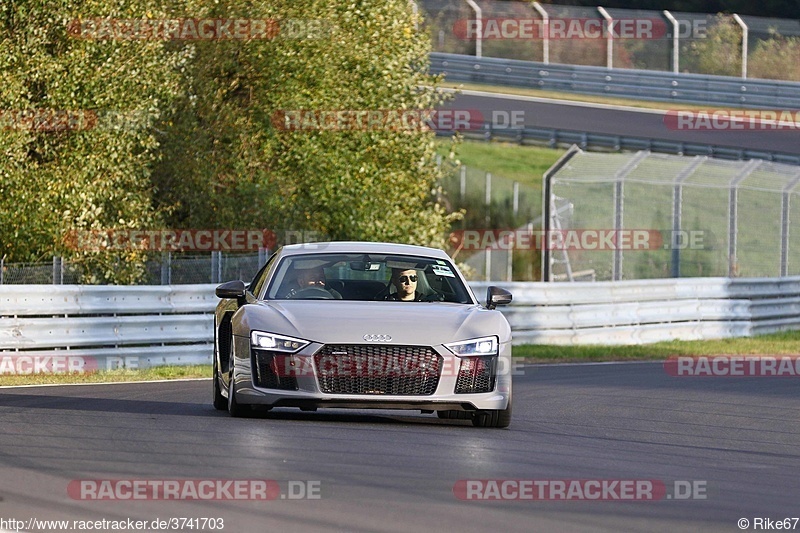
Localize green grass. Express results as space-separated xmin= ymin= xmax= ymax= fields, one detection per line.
xmin=513 ymin=331 xmax=800 ymax=362
xmin=438 ymin=139 xmax=564 ymax=189
xmin=0 ymin=364 xmax=211 ymax=387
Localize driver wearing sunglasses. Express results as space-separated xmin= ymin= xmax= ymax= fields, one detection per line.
xmin=386 ymin=268 xmax=424 ymax=301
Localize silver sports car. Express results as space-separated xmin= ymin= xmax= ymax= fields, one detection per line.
xmin=212 ymin=242 xmax=513 ymax=427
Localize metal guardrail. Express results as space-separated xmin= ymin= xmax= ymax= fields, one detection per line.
xmin=431 ymin=52 xmax=800 ymax=109
xmin=0 ymin=285 xmax=215 ymax=373
xmin=438 ymin=125 xmax=800 ymax=166
xmin=2 ymin=277 xmax=800 ymax=374
xmin=474 ymin=277 xmax=800 ymax=345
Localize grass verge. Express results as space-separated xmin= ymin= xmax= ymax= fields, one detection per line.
xmin=513 ymin=330 xmax=800 ymax=363
xmin=0 ymin=365 xmax=211 ymax=387
xmin=437 ymin=138 xmax=563 ymax=189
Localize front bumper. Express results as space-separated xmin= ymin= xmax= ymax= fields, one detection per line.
xmin=229 ymin=335 xmax=512 ymax=412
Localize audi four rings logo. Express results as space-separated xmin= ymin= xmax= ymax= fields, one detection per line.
xmin=363 ymin=334 xmax=392 ymax=342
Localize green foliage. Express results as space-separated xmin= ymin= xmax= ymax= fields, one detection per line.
xmin=152 ymin=0 xmax=459 ymax=250
xmin=0 ymin=0 xmax=189 ymax=282
xmin=682 ymin=15 xmax=741 ymax=77
xmin=749 ymin=33 xmax=800 ymax=81
xmin=1 ymin=0 xmax=458 ymax=283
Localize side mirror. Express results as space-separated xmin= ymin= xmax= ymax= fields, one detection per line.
xmin=216 ymin=280 xmax=246 ymax=304
xmin=486 ymin=286 xmax=512 ymax=310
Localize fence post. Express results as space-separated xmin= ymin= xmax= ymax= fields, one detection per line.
xmin=0 ymin=255 xmax=4 ymax=285
xmin=485 ymin=172 xmax=492 ymax=227
xmin=52 ymin=256 xmax=61 ymax=285
xmin=460 ymin=165 xmax=466 ymax=201
xmin=663 ymin=11 xmax=680 ymax=73
xmin=160 ymin=252 xmax=171 ymax=285
xmin=733 ymin=14 xmax=748 ymax=79
xmin=211 ymin=251 xmax=220 ymax=284
xmin=598 ymin=7 xmax=613 ymax=69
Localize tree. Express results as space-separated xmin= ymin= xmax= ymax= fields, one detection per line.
xmin=0 ymin=0 xmax=189 ymax=283
xmin=152 ymin=0 xmax=458 ymax=248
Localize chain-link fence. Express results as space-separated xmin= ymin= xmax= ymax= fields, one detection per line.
xmin=0 ymin=252 xmax=265 ymax=285
xmin=544 ymin=147 xmax=800 ymax=281
xmin=438 ymin=160 xmax=542 ymax=281
xmin=420 ymin=0 xmax=800 ymax=80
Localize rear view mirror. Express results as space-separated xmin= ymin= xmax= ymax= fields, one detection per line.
xmin=486 ymin=286 xmax=512 ymax=310
xmin=216 ymin=280 xmax=246 ymax=300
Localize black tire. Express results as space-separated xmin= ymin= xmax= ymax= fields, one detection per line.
xmin=472 ymin=397 xmax=512 ymax=428
xmin=212 ymin=358 xmax=226 ymax=411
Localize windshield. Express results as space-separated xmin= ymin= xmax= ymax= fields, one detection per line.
xmin=264 ymin=253 xmax=473 ymax=304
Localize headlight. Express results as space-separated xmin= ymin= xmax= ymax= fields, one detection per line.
xmin=444 ymin=336 xmax=498 ymax=357
xmin=250 ymin=331 xmax=310 ymax=353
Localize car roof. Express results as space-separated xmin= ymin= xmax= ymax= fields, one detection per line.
xmin=278 ymin=241 xmax=452 ymax=260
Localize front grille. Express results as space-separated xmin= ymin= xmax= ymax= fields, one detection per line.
xmin=455 ymin=356 xmax=496 ymax=394
xmin=252 ymin=350 xmax=299 ymax=390
xmin=314 ymin=344 xmax=442 ymax=395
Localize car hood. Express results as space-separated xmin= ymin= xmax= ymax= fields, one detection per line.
xmin=239 ymin=300 xmax=511 ymax=346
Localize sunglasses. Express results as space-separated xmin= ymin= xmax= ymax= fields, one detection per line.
xmin=398 ymin=275 xmax=417 ymax=284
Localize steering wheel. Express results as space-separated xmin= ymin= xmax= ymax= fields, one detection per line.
xmin=289 ymin=287 xmax=335 ymax=300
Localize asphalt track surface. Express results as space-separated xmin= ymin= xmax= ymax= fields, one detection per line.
xmin=2 ymin=362 xmax=799 ymax=532
xmin=446 ymin=90 xmax=800 ymax=157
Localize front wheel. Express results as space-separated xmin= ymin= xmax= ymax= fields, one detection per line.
xmin=472 ymin=396 xmax=512 ymax=428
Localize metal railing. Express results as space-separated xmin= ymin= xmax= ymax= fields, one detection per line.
xmin=431 ymin=52 xmax=800 ymax=109
xmin=2 ymin=277 xmax=799 ymax=375
xmin=472 ymin=276 xmax=800 ymax=345
xmin=437 ymin=123 xmax=800 ymax=166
